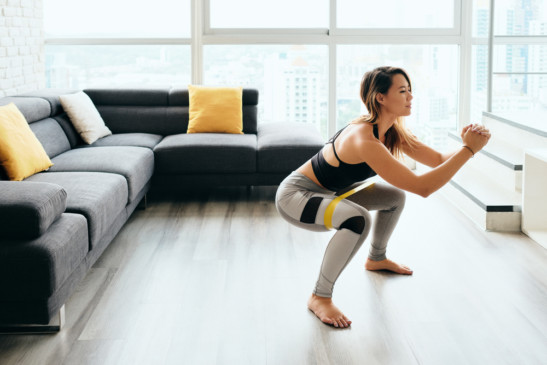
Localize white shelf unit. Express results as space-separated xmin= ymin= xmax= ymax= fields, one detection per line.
xmin=441 ymin=112 xmax=547 ymax=234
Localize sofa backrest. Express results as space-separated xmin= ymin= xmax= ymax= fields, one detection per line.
xmin=0 ymin=96 xmax=72 ymax=160
xmin=1 ymin=87 xmax=260 ymax=164
xmin=13 ymin=89 xmax=86 ymax=149
xmin=84 ymin=88 xmax=259 ymax=135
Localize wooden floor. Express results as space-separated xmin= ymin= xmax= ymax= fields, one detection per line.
xmin=1 ymin=186 xmax=547 ymax=365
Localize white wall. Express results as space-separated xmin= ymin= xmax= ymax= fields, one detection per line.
xmin=0 ymin=0 xmax=44 ymax=97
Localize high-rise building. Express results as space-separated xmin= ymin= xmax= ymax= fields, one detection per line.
xmin=263 ymin=48 xmax=323 ymax=131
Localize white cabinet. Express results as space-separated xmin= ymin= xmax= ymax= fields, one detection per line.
xmin=522 ymin=149 xmax=547 ymax=249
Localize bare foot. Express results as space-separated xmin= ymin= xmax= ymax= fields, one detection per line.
xmin=365 ymin=258 xmax=413 ymax=275
xmin=307 ymin=294 xmax=351 ymax=328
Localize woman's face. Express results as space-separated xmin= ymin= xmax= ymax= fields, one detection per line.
xmin=378 ymin=73 xmax=413 ymax=117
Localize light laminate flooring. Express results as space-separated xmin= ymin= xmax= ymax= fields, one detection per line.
xmin=1 ymin=186 xmax=547 ymax=365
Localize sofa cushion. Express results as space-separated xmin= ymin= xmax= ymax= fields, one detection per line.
xmin=53 ymin=113 xmax=82 ymax=148
xmin=187 ymin=85 xmax=243 ymax=134
xmin=26 ymin=172 xmax=128 ymax=249
xmin=30 ymin=118 xmax=71 ymax=159
xmin=59 ymin=91 xmax=112 ymax=144
xmin=47 ymin=146 xmax=154 ymax=203
xmin=0 ymin=96 xmax=51 ymax=123
xmin=0 ymin=103 xmax=53 ymax=181
xmin=257 ymin=122 xmax=324 ymax=173
xmin=0 ymin=213 xmax=88 ymax=298
xmin=83 ymin=133 xmax=163 ymax=149
xmin=0 ymin=181 xmax=67 ymax=239
xmin=154 ymin=133 xmax=257 ymax=174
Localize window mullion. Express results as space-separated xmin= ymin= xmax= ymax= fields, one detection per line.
xmin=192 ymin=0 xmax=204 ymax=84
xmin=487 ymin=0 xmax=495 ymax=113
xmin=328 ymin=0 xmax=337 ymax=137
xmin=459 ymin=0 xmax=472 ymax=129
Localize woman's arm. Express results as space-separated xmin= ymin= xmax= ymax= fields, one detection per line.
xmin=402 ymin=140 xmax=455 ymax=168
xmin=363 ymin=128 xmax=490 ymax=198
xmin=402 ymin=124 xmax=486 ymax=167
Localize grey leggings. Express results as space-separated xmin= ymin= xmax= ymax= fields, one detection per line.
xmin=275 ymin=171 xmax=405 ymax=298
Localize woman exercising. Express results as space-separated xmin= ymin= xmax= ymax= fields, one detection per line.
xmin=275 ymin=66 xmax=490 ymax=328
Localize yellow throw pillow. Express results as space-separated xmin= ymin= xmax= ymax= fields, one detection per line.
xmin=0 ymin=103 xmax=53 ymax=181
xmin=187 ymin=85 xmax=244 ymax=134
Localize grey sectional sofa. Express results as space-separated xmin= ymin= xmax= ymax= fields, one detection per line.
xmin=0 ymin=88 xmax=324 ymax=331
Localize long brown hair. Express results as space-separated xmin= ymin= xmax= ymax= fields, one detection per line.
xmin=353 ymin=66 xmax=418 ymax=158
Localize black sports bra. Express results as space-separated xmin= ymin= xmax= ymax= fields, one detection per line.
xmin=311 ymin=124 xmax=378 ymax=191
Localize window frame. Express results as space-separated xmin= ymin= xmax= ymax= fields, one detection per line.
xmin=204 ymin=0 xmax=461 ymax=36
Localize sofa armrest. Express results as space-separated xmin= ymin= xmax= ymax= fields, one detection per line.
xmin=0 ymin=181 xmax=67 ymax=240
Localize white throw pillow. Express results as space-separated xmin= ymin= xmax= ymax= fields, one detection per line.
xmin=59 ymin=91 xmax=112 ymax=144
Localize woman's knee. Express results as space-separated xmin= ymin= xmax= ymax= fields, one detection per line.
xmin=337 ymin=205 xmax=372 ymax=235
xmin=393 ymin=187 xmax=406 ymax=207
xmin=339 ymin=216 xmax=366 ymax=234
xmin=381 ymin=184 xmax=406 ymax=210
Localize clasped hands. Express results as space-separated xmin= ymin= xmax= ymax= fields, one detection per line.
xmin=461 ymin=123 xmax=491 ymax=154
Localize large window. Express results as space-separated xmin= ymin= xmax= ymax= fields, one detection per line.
xmin=492 ymin=44 xmax=547 ymax=113
xmin=44 ymin=0 xmax=190 ymax=37
xmin=485 ymin=0 xmax=547 ymax=126
xmin=44 ymin=0 xmax=461 ymax=145
xmin=44 ymin=0 xmax=191 ymax=88
xmin=45 ymin=45 xmax=191 ymax=89
xmin=46 ymin=0 xmax=519 ymax=149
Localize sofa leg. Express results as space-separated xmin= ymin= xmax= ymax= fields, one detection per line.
xmin=0 ymin=305 xmax=65 ymax=335
xmin=138 ymin=194 xmax=147 ymax=210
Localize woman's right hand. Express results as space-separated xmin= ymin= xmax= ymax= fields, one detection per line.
xmin=461 ymin=125 xmax=490 ymax=154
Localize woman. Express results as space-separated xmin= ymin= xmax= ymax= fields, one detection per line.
xmin=275 ymin=66 xmax=490 ymax=328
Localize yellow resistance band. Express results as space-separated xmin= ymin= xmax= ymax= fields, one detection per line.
xmin=324 ymin=181 xmax=375 ymax=230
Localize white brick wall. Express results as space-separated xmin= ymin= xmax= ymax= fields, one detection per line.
xmin=0 ymin=0 xmax=44 ymax=97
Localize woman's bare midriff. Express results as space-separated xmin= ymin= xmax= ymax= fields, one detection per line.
xmin=296 ymin=160 xmax=326 ymax=189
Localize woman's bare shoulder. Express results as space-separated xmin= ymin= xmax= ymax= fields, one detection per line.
xmin=336 ymin=124 xmax=385 ymax=163
xmin=344 ymin=123 xmax=381 ymax=146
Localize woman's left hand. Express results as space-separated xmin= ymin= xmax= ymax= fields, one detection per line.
xmin=461 ymin=123 xmax=490 ymax=139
